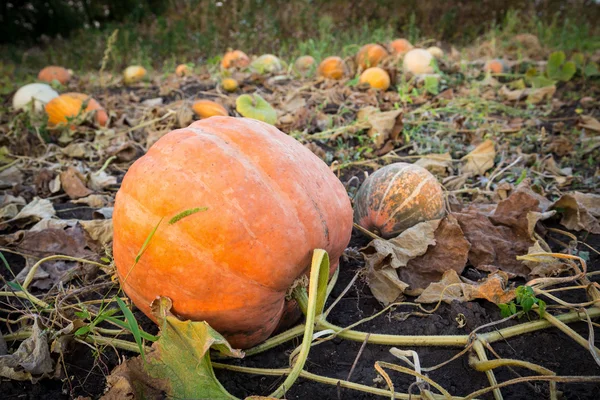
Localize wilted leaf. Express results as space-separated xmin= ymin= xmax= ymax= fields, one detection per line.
xmin=61 ymin=167 xmax=92 ymax=199
xmin=461 ymin=139 xmax=496 ymax=176
xmin=14 ymin=197 xmax=56 ymax=222
xmin=0 ymin=166 xmax=24 ymax=189
xmin=0 ymin=317 xmax=54 ymax=382
xmin=527 ymin=85 xmax=556 ymax=104
xmin=578 ymin=115 xmax=600 ymax=133
xmin=414 ymin=153 xmax=452 ymax=177
xmin=362 ymin=220 xmax=440 ymax=304
xmin=401 ymin=215 xmax=470 ymax=290
xmin=80 ymin=219 xmax=113 ymax=246
xmin=551 ymin=192 xmax=600 ymax=234
xmin=102 ymin=297 xmax=241 ymax=400
xmin=523 ymin=241 xmax=567 ymax=277
xmin=416 ymin=270 xmax=515 ymax=304
xmin=88 ymin=170 xmax=117 ymax=191
xmin=356 ymin=106 xmax=403 ymax=150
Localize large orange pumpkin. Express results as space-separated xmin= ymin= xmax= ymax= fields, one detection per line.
xmin=38 ymin=66 xmax=71 ymax=85
xmin=317 ymin=56 xmax=346 ymax=80
xmin=356 ymin=44 xmax=389 ymax=70
xmin=353 ymin=162 xmax=445 ymax=238
xmin=45 ymin=92 xmax=108 ymax=127
xmin=192 ymin=100 xmax=228 ymax=119
xmin=112 ymin=117 xmax=353 ymax=349
xmin=221 ymin=50 xmax=250 ymax=69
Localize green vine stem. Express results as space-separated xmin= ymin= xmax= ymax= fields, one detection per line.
xmin=269 ymin=249 xmax=330 ymax=398
xmin=472 ymin=340 xmax=502 ymax=400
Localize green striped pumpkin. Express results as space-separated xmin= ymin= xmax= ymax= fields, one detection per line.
xmin=354 ymin=162 xmax=445 ymax=238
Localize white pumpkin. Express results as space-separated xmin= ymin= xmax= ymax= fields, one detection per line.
xmin=12 ymin=83 xmax=59 ymax=112
xmin=403 ymin=49 xmax=435 ymax=75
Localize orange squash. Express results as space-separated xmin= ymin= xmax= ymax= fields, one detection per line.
xmin=294 ymin=55 xmax=316 ymax=76
xmin=192 ymin=100 xmax=228 ymax=119
xmin=38 ymin=66 xmax=71 ymax=85
xmin=317 ymin=56 xmax=346 ymax=80
xmin=356 ymin=43 xmax=389 ymax=70
xmin=390 ymin=39 xmax=413 ymax=55
xmin=112 ymin=117 xmax=353 ymax=348
xmin=123 ymin=66 xmax=147 ymax=85
xmin=221 ymin=78 xmax=239 ymax=92
xmin=45 ymin=92 xmax=108 ymax=127
xmin=221 ymin=50 xmax=250 ymax=69
xmin=353 ymin=162 xmax=445 ymax=238
xmin=484 ymin=59 xmax=507 ymax=74
xmin=175 ymin=64 xmax=192 ymax=77
xmin=359 ymin=67 xmax=391 ymax=91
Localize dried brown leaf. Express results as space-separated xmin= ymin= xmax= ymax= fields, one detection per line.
xmin=461 ymin=139 xmax=496 ymax=176
xmin=60 ymin=167 xmax=92 ymax=199
xmin=356 ymin=106 xmax=403 ymax=149
xmin=551 ymin=193 xmax=600 ymax=234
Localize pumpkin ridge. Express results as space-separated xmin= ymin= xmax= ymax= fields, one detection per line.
xmin=374 ymin=164 xmax=411 ymax=224
xmin=186 ymin=124 xmax=316 ymax=254
xmin=381 ymin=174 xmax=436 ymax=227
xmin=117 ymin=179 xmax=284 ymax=295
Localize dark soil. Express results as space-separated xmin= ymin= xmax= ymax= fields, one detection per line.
xmin=2 ymin=224 xmax=599 ymax=400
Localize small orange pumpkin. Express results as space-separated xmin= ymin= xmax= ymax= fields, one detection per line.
xmin=38 ymin=66 xmax=71 ymax=85
xmin=359 ymin=67 xmax=391 ymax=91
xmin=221 ymin=50 xmax=250 ymax=69
xmin=390 ymin=39 xmax=413 ymax=55
xmin=294 ymin=55 xmax=316 ymax=76
xmin=317 ymin=56 xmax=346 ymax=80
xmin=484 ymin=59 xmax=507 ymax=74
xmin=175 ymin=64 xmax=191 ymax=77
xmin=221 ymin=78 xmax=239 ymax=92
xmin=192 ymin=100 xmax=228 ymax=119
xmin=112 ymin=117 xmax=353 ymax=349
xmin=45 ymin=92 xmax=108 ymax=127
xmin=353 ymin=162 xmax=445 ymax=238
xmin=356 ymin=44 xmax=389 ymax=70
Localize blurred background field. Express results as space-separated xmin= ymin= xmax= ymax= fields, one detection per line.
xmin=1 ymin=0 xmax=599 ymax=76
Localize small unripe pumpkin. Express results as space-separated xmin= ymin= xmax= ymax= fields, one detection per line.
xmin=484 ymin=59 xmax=508 ymax=74
xmin=250 ymin=54 xmax=283 ymax=74
xmin=45 ymin=92 xmax=108 ymax=127
xmin=236 ymin=94 xmax=277 ymax=125
xmin=112 ymin=116 xmax=353 ymax=349
xmin=175 ymin=64 xmax=192 ymax=77
xmin=317 ymin=56 xmax=346 ymax=80
xmin=38 ymin=66 xmax=71 ymax=85
xmin=192 ymin=100 xmax=228 ymax=119
xmin=427 ymin=46 xmax=444 ymax=59
xmin=353 ymin=162 xmax=445 ymax=238
xmin=359 ymin=67 xmax=391 ymax=91
xmin=403 ymin=49 xmax=434 ymax=75
xmin=356 ymin=44 xmax=389 ymax=70
xmin=293 ymin=55 xmax=316 ymax=76
xmin=123 ymin=66 xmax=147 ymax=85
xmin=13 ymin=83 xmax=58 ymax=112
xmin=390 ymin=38 xmax=413 ymax=54
xmin=222 ymin=78 xmax=239 ymax=92
xmin=221 ymin=50 xmax=250 ymax=69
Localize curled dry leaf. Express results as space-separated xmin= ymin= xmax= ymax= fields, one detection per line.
xmin=460 ymin=139 xmax=496 ymax=176
xmin=362 ymin=219 xmax=440 ymax=304
xmin=400 ymin=214 xmax=471 ymax=290
xmin=523 ymin=241 xmax=568 ymax=278
xmin=102 ymin=297 xmax=242 ymax=400
xmin=415 ymin=269 xmax=515 ymax=305
xmin=356 ymin=106 xmax=403 ymax=150
xmin=13 ymin=197 xmax=56 ymax=222
xmin=0 ymin=166 xmax=24 ymax=189
xmin=577 ymin=115 xmax=600 ymax=133
xmin=0 ymin=317 xmax=54 ymax=382
xmin=60 ymin=167 xmax=92 ymax=199
xmin=414 ymin=153 xmax=453 ymax=177
xmin=453 ymin=185 xmax=545 ymax=277
xmin=550 ymin=192 xmax=600 ymax=234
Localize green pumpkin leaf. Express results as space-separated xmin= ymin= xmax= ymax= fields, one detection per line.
xmin=547 ymin=51 xmax=566 ymax=79
xmin=236 ymin=94 xmax=277 ymax=125
xmin=424 ymin=75 xmax=439 ymax=95
xmin=557 ymin=61 xmax=576 ymax=82
xmin=102 ymin=297 xmax=241 ymax=399
xmin=530 ymin=75 xmax=556 ymax=89
xmin=571 ymin=53 xmax=585 ymax=69
xmin=521 ymin=296 xmax=535 ymax=313
xmin=584 ymin=62 xmax=600 ymax=77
